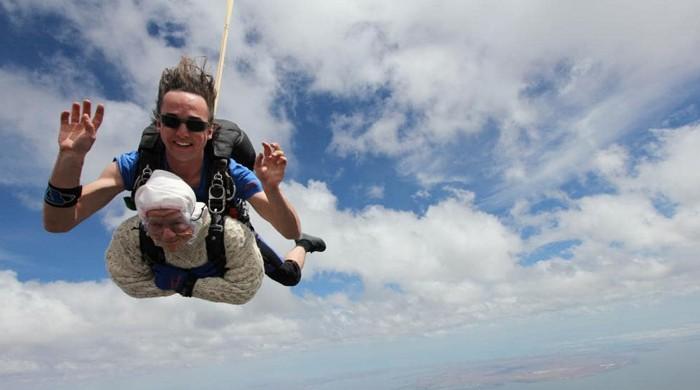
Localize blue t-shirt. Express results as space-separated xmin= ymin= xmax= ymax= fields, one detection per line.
xmin=115 ymin=151 xmax=262 ymax=201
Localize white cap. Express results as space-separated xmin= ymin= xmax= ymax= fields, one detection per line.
xmin=135 ymin=170 xmax=198 ymax=221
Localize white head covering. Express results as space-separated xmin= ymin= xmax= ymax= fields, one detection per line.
xmin=135 ymin=170 xmax=206 ymax=223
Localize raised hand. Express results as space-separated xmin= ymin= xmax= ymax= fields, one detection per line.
xmin=58 ymin=99 xmax=104 ymax=156
xmin=254 ymin=142 xmax=287 ymax=189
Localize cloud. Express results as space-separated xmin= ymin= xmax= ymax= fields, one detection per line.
xmin=243 ymin=0 xmax=700 ymax=201
xmin=508 ymin=124 xmax=700 ymax=310
xmin=0 ymin=65 xmax=153 ymax=185
xmin=366 ymin=184 xmax=384 ymax=199
xmin=3 ymin=122 xmax=700 ymax=386
xmin=243 ymin=123 xmax=700 ymax=326
xmin=0 ymin=270 xmax=310 ymax=383
xmin=2 ymin=1 xmax=700 ymax=386
xmin=4 ymin=0 xmax=700 ymax=203
xmin=630 ymin=125 xmax=700 ymax=207
xmin=0 ymin=0 xmax=294 ymax=186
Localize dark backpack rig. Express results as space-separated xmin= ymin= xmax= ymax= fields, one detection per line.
xmin=124 ymin=119 xmax=258 ymax=278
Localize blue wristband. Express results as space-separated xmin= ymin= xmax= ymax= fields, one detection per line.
xmin=44 ymin=182 xmax=82 ymax=208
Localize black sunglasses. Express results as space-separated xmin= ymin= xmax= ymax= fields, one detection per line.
xmin=159 ymin=113 xmax=210 ymax=132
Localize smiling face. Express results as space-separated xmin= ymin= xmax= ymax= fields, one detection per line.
xmin=144 ymin=208 xmax=194 ymax=252
xmin=157 ymin=90 xmax=213 ymax=166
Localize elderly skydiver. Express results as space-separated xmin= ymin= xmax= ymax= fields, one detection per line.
xmin=106 ymin=170 xmax=265 ymax=303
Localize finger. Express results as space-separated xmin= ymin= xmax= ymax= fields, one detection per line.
xmin=82 ymin=99 xmax=92 ymax=119
xmin=60 ymin=111 xmax=70 ymax=126
xmin=82 ymin=113 xmax=96 ymax=136
xmin=269 ymin=143 xmax=284 ymax=154
xmin=270 ymin=145 xmax=284 ymax=154
xmin=254 ymin=152 xmax=263 ymax=169
xmin=263 ymin=144 xmax=273 ymax=160
xmin=93 ymin=104 xmax=105 ymax=130
xmin=70 ymin=102 xmax=80 ymax=123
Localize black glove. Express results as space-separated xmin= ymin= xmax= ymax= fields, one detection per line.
xmin=152 ymin=263 xmax=197 ymax=297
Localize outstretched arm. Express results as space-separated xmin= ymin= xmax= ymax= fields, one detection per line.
xmin=247 ymin=142 xmax=302 ymax=239
xmin=44 ymin=100 xmax=125 ymax=232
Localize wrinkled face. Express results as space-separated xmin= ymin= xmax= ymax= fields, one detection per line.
xmin=157 ymin=90 xmax=213 ymax=165
xmin=144 ymin=208 xmax=194 ymax=252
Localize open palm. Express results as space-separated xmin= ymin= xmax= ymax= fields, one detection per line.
xmin=58 ymin=100 xmax=104 ymax=155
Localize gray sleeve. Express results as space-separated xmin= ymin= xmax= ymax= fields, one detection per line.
xmin=191 ymin=218 xmax=264 ymax=304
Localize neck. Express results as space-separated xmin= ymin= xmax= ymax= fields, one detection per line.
xmin=165 ymin=155 xmax=204 ymax=188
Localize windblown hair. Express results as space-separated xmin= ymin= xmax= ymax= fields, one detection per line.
xmin=153 ymin=56 xmax=217 ymax=122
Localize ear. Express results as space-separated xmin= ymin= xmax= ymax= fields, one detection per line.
xmin=207 ymin=127 xmax=213 ymax=140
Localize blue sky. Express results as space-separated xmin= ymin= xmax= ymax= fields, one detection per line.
xmin=1 ymin=1 xmax=700 ymax=388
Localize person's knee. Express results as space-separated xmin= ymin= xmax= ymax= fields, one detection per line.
xmin=282 ymin=260 xmax=302 ymax=286
xmin=276 ymin=260 xmax=301 ymax=286
xmin=260 ymin=243 xmax=298 ymax=285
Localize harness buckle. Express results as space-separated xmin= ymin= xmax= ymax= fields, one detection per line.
xmin=209 ymin=223 xmax=224 ymax=234
xmin=124 ymin=165 xmax=154 ymax=210
xmin=208 ymin=171 xmax=227 ymax=215
xmin=134 ymin=165 xmax=154 ymax=191
xmin=208 ymin=212 xmax=225 ymax=241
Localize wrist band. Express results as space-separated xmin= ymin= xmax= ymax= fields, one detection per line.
xmin=44 ymin=182 xmax=82 ymax=208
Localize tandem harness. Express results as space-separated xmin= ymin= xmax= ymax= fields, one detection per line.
xmin=124 ymin=119 xmax=257 ymax=279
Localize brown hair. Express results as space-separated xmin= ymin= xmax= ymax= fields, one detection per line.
xmin=153 ymin=56 xmax=217 ymax=122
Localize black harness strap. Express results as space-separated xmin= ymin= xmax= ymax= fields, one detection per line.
xmin=205 ymin=213 xmax=227 ymax=272
xmin=124 ymin=122 xmax=162 ymax=211
xmin=138 ymin=223 xmax=166 ymax=267
xmin=212 ymin=119 xmax=256 ymax=171
xmin=204 ymin=145 xmax=235 ymax=272
xmin=209 ymin=119 xmax=255 ymax=227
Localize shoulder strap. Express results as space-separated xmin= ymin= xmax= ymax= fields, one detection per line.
xmin=212 ymin=119 xmax=256 ymax=171
xmin=210 ymin=119 xmax=256 ymax=227
xmin=138 ymin=223 xmax=166 ymax=267
xmin=205 ymin=151 xmax=235 ymax=215
xmin=139 ymin=121 xmax=161 ymax=150
xmin=205 ymin=213 xmax=227 ymax=273
xmin=124 ymin=122 xmax=163 ymax=210
xmin=203 ymin=123 xmax=236 ymax=272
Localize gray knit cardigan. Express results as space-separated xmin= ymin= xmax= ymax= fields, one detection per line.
xmin=105 ymin=211 xmax=264 ymax=304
